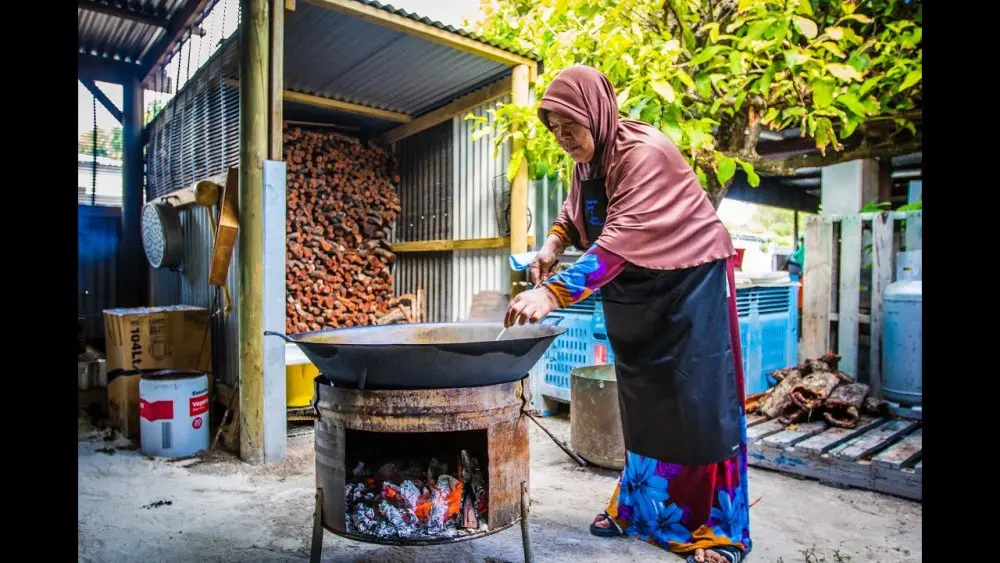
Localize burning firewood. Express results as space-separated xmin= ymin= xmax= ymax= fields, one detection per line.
xmin=789 ymin=371 xmax=841 ymax=411
xmin=345 ymin=452 xmax=487 ymax=539
xmin=821 ymin=382 xmax=871 ymax=428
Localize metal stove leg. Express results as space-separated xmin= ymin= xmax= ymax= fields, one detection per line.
xmin=310 ymin=488 xmax=324 ymax=563
xmin=520 ymin=481 xmax=534 ymax=563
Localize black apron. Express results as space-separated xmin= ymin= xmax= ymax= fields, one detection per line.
xmin=581 ymin=176 xmax=742 ymax=466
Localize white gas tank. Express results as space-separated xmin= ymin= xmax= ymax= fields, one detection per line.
xmin=139 ymin=370 xmax=210 ymax=458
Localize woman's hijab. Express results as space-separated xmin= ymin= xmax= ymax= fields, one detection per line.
xmin=539 ymin=65 xmax=735 ymax=271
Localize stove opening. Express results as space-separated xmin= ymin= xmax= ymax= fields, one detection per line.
xmin=344 ymin=428 xmax=489 ymax=540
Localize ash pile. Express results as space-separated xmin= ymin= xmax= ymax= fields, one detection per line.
xmin=345 ymin=450 xmax=488 ymax=540
xmin=747 ymin=353 xmax=891 ymax=428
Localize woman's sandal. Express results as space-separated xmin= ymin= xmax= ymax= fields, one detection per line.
xmin=588 ymin=513 xmax=624 ymax=537
xmin=685 ymin=546 xmax=747 ymax=563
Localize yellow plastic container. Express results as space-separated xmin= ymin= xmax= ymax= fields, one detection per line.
xmin=286 ymin=363 xmax=319 ymax=408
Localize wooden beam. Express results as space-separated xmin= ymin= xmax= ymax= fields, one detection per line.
xmin=226 ymin=79 xmax=413 ymax=123
xmin=140 ymin=0 xmax=215 ymax=87
xmin=303 ymin=0 xmax=539 ymax=81
xmin=270 ymin=0 xmax=285 ymax=160
xmin=80 ymin=78 xmax=123 ymax=123
xmin=77 ymin=0 xmax=168 ymax=28
xmin=508 ymin=64 xmax=530 ymax=295
xmin=380 ymin=76 xmax=512 ymax=144
xmin=239 ymin=0 xmax=270 ymax=465
xmin=283 ymin=90 xmax=411 ymax=123
xmin=391 ymin=236 xmax=535 ymax=253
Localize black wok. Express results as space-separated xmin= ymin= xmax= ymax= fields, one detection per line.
xmin=264 ymin=318 xmax=567 ymax=389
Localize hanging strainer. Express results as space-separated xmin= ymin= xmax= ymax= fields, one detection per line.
xmin=492 ymin=173 xmax=532 ymax=237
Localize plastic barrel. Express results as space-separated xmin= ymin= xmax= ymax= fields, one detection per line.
xmin=139 ymin=370 xmax=210 ymax=458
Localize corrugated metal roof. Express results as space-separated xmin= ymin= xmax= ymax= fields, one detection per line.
xmin=283 ymin=2 xmax=515 ymax=117
xmin=350 ymin=0 xmax=540 ymax=62
xmin=78 ymin=0 xmax=186 ymax=63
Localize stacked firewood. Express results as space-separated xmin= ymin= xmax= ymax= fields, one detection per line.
xmin=747 ymin=353 xmax=889 ymax=428
xmin=284 ymin=126 xmax=410 ymax=333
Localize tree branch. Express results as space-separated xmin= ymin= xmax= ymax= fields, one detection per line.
xmin=746 ymin=138 xmax=923 ymax=177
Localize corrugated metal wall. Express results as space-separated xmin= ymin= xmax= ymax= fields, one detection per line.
xmin=450 ymin=96 xmax=512 ymax=321
xmin=147 ymin=204 xmax=241 ymax=386
xmin=78 ymin=205 xmax=121 ymax=341
xmin=391 ymin=121 xmax=454 ymax=322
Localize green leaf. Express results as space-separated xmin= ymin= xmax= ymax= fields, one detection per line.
xmin=819 ymin=41 xmax=846 ymax=58
xmin=811 ymin=78 xmax=835 ymax=108
xmin=859 ymin=76 xmax=880 ymax=96
xmin=740 ymin=161 xmax=761 ymax=187
xmin=734 ymin=90 xmax=748 ymax=111
xmin=717 ymin=156 xmax=737 ymax=185
xmin=651 ymin=80 xmax=676 ymax=103
xmin=661 ymin=120 xmax=684 ymax=144
xmin=695 ymin=166 xmax=709 ymax=189
xmin=675 ymin=70 xmax=697 ymax=92
xmin=840 ymin=117 xmax=860 ymax=139
xmin=762 ymin=107 xmax=780 ymax=123
xmin=470 ymin=126 xmax=494 ymax=142
xmin=825 ymin=26 xmax=845 ymax=40
xmin=616 ymin=86 xmax=632 ymax=109
xmin=729 ymin=51 xmax=743 ymax=75
xmin=695 ymin=72 xmax=714 ymax=99
xmin=507 ymin=149 xmax=524 ymax=183
xmin=784 ymin=49 xmax=809 ymax=68
xmin=690 ymin=46 xmax=727 ymax=66
xmin=793 ymin=17 xmax=818 ymax=39
xmin=796 ymin=0 xmax=814 ymax=16
xmin=835 ymin=92 xmax=869 ymax=116
xmin=840 ymin=13 xmax=872 ymax=24
xmin=827 ymin=63 xmax=863 ymax=82
xmin=759 ymin=65 xmax=777 ymax=96
xmin=740 ymin=20 xmax=773 ymax=49
xmin=629 ymin=96 xmax=651 ymax=120
xmin=898 ymin=69 xmax=922 ymax=92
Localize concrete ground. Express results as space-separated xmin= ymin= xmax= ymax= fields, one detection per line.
xmin=78 ymin=414 xmax=921 ymax=563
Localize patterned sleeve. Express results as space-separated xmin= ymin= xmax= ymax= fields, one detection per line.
xmin=541 ymin=243 xmax=627 ymax=308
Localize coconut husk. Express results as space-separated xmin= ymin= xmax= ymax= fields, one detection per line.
xmin=770 ymin=366 xmax=804 ymax=383
xmin=821 ymin=383 xmax=870 ymax=428
xmin=777 ymin=402 xmax=809 ymax=425
xmin=863 ymin=396 xmax=890 ymax=417
xmin=758 ymin=374 xmax=804 ymax=419
xmin=790 ymin=371 xmax=841 ymax=411
xmin=818 ymin=352 xmax=842 ymax=371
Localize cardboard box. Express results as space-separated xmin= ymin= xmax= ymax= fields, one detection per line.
xmin=103 ymin=305 xmax=213 ymax=438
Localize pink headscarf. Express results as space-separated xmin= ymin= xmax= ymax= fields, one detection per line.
xmin=539 ymin=65 xmax=735 ymax=271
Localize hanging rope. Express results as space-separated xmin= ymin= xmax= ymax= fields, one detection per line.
xmin=91 ymin=95 xmax=97 ymax=206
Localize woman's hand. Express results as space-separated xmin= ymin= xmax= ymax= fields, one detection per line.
xmin=530 ymin=234 xmax=565 ymax=284
xmin=505 ymin=288 xmax=560 ymax=327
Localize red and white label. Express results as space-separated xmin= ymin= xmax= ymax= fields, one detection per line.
xmin=594 ymin=344 xmax=608 ymax=365
xmin=192 ymin=417 xmax=203 ymax=429
xmin=189 ymin=393 xmax=209 ymax=416
xmin=140 ymin=399 xmax=174 ymax=421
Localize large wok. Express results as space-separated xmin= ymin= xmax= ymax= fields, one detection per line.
xmin=264 ymin=318 xmax=567 ymax=389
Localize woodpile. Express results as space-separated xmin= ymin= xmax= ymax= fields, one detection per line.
xmin=284 ymin=126 xmax=413 ymax=333
xmin=746 ymin=353 xmax=889 ymax=428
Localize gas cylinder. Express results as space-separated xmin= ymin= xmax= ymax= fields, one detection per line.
xmin=881 ymin=252 xmax=922 ymax=406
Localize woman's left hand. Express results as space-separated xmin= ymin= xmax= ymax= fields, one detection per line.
xmin=505 ymin=288 xmax=560 ymax=327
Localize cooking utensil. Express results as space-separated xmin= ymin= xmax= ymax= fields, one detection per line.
xmin=264 ymin=318 xmax=566 ymax=389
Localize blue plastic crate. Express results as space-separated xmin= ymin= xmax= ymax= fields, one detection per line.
xmin=537 ymin=283 xmax=798 ymax=403
xmin=737 ymin=284 xmax=799 ymax=395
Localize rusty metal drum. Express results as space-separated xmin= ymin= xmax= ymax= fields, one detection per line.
xmin=570 ymin=365 xmax=625 ymax=470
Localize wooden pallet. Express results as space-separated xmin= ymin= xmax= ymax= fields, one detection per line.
xmin=745 ymin=413 xmax=922 ymax=501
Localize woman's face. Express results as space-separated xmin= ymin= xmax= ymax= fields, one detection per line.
xmin=547 ymin=112 xmax=595 ymax=163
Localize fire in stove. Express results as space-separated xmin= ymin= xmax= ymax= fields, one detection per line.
xmin=345 ymin=435 xmax=489 ymax=540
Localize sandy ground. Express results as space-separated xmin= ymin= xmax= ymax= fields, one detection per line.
xmin=78 ymin=414 xmax=921 ymax=563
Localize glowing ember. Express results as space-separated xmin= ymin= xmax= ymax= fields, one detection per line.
xmin=345 ymin=451 xmax=487 ymax=539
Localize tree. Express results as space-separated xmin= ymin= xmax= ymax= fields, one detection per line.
xmin=466 ymin=0 xmax=922 ymax=208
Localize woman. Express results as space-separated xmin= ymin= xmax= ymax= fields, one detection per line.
xmin=504 ymin=65 xmax=752 ymax=563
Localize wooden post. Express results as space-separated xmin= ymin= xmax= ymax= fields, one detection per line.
xmin=269 ymin=0 xmax=284 ymax=161
xmin=801 ymin=216 xmax=833 ymax=360
xmin=121 ymin=75 xmax=146 ymax=307
xmin=508 ymin=64 xmax=530 ymax=296
xmin=239 ymin=0 xmax=270 ymax=464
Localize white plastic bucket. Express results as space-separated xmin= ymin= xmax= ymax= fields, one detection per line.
xmin=139 ymin=370 xmax=210 ymax=458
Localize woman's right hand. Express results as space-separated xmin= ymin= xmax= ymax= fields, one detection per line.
xmin=529 ymin=235 xmax=564 ymax=284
